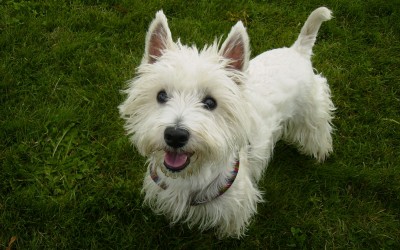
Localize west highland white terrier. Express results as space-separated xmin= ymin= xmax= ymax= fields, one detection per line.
xmin=119 ymin=7 xmax=335 ymax=238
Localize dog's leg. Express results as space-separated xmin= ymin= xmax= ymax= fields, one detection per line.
xmin=283 ymin=74 xmax=334 ymax=162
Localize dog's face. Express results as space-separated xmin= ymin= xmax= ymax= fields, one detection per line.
xmin=119 ymin=11 xmax=251 ymax=176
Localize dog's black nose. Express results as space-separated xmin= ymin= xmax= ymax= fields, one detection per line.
xmin=164 ymin=127 xmax=190 ymax=148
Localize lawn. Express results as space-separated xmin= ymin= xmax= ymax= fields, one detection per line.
xmin=1 ymin=0 xmax=399 ymax=249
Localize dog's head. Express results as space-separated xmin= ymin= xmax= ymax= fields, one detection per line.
xmin=119 ymin=11 xmax=251 ymax=175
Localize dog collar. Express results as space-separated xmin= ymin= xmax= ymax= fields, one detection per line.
xmin=150 ymin=160 xmax=240 ymax=206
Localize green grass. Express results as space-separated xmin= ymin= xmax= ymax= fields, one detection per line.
xmin=1 ymin=0 xmax=399 ymax=248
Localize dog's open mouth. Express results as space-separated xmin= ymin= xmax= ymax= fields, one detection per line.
xmin=164 ymin=151 xmax=192 ymax=172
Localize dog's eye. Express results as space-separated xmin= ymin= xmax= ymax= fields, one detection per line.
xmin=202 ymin=96 xmax=217 ymax=110
xmin=157 ymin=90 xmax=168 ymax=104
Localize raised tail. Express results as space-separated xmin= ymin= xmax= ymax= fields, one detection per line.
xmin=291 ymin=7 xmax=332 ymax=57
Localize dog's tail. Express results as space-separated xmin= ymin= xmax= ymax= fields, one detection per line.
xmin=291 ymin=7 xmax=332 ymax=57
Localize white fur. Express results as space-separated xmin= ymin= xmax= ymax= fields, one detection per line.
xmin=119 ymin=7 xmax=334 ymax=238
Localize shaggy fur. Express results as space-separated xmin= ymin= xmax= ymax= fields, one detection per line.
xmin=119 ymin=7 xmax=335 ymax=238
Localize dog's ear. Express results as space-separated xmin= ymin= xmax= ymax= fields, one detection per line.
xmin=219 ymin=21 xmax=250 ymax=72
xmin=144 ymin=10 xmax=173 ymax=64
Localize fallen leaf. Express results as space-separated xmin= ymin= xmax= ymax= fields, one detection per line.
xmin=6 ymin=236 xmax=17 ymax=250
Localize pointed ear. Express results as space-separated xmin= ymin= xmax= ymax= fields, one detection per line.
xmin=219 ymin=21 xmax=250 ymax=71
xmin=143 ymin=10 xmax=173 ymax=64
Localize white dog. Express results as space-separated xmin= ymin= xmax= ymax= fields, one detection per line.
xmin=119 ymin=7 xmax=335 ymax=238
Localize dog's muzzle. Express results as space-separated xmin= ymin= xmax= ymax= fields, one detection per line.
xmin=163 ymin=127 xmax=191 ymax=172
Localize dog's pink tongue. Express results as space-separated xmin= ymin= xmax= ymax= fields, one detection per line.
xmin=164 ymin=152 xmax=188 ymax=169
